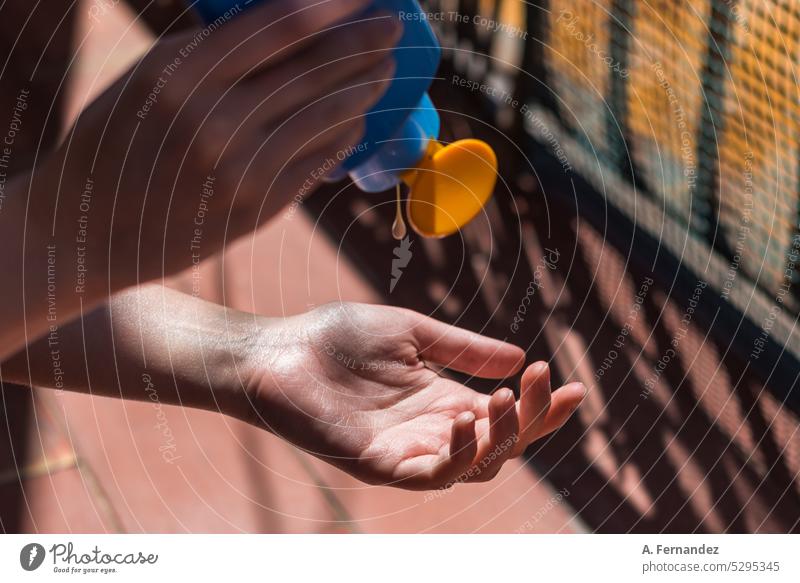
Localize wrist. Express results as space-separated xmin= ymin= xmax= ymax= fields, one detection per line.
xmin=104 ymin=289 xmax=283 ymax=420
xmin=229 ymin=311 xmax=308 ymax=427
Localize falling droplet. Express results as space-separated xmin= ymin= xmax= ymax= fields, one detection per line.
xmin=391 ymin=183 xmax=407 ymax=240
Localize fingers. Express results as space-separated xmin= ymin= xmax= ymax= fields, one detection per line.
xmin=513 ymin=362 xmax=586 ymax=455
xmin=235 ymin=16 xmax=402 ymax=122
xmin=190 ymin=23 xmax=398 ymax=155
xmin=517 ymin=361 xmax=553 ymax=439
xmin=436 ymin=375 xmax=583 ymax=487
xmin=411 ymin=413 xmax=478 ymax=489
xmin=235 ymin=118 xmax=364 ymax=224
xmin=448 ymin=411 xmax=478 ymax=468
xmin=388 ymin=413 xmax=477 ymax=490
xmin=199 ymin=0 xmax=375 ymax=79
xmin=536 ymin=382 xmax=586 ymax=437
xmin=266 ymin=55 xmax=395 ymax=145
xmin=479 ymin=388 xmax=519 ymax=479
xmin=224 ymin=58 xmax=393 ymax=218
xmin=400 ymin=381 xmax=584 ymax=490
xmin=411 ymin=313 xmax=526 ymax=379
xmin=437 ymin=391 xmax=518 ymax=487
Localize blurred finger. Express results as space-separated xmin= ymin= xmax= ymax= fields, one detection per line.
xmin=517 ymin=361 xmax=552 ymax=439
xmin=236 ymin=16 xmax=402 ymax=121
xmin=199 ymin=0 xmax=375 ymax=79
xmin=271 ymin=56 xmax=395 ymax=140
xmin=277 ymin=117 xmax=364 ymax=171
xmin=221 ymin=55 xmax=392 ymax=158
xmin=234 ymin=56 xmax=393 ymax=186
xmin=224 ymin=119 xmax=364 ymax=235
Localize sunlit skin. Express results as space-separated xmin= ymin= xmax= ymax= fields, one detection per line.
xmin=5 ymin=288 xmax=585 ymax=490
xmin=246 ymin=303 xmax=585 ymax=489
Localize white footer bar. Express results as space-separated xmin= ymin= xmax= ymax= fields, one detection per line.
xmin=1 ymin=534 xmax=797 ymax=582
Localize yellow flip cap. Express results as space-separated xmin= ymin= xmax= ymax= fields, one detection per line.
xmin=402 ymin=139 xmax=498 ymax=238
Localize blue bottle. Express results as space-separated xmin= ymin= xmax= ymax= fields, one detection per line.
xmin=194 ymin=0 xmax=441 ymax=193
xmin=194 ymin=0 xmax=497 ymax=238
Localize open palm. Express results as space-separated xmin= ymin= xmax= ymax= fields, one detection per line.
xmin=245 ymin=303 xmax=586 ymax=490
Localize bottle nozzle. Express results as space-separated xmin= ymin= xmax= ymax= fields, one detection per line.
xmin=401 ymin=139 xmax=498 ymax=238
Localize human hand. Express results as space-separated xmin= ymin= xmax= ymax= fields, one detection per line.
xmin=33 ymin=0 xmax=399 ymax=295
xmin=241 ymin=303 xmax=587 ymax=490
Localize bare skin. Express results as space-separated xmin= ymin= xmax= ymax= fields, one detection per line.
xmin=3 ymin=286 xmax=585 ymax=490
xmin=0 ymin=0 xmax=400 ymax=361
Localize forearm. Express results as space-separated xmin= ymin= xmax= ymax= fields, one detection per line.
xmin=1 ymin=284 xmax=267 ymax=419
xmin=0 ymin=167 xmax=98 ymax=361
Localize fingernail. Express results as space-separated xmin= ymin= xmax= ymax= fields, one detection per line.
xmin=566 ymin=382 xmax=586 ymax=399
xmin=569 ymin=384 xmax=588 ymax=413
